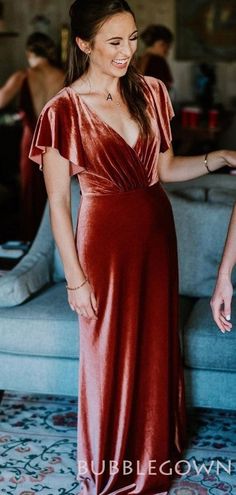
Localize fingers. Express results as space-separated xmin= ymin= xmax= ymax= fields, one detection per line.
xmin=223 ymin=300 xmax=232 ymax=325
xmin=210 ymin=296 xmax=223 ymax=332
xmin=210 ymin=297 xmax=233 ymax=334
xmin=78 ymin=304 xmax=98 ymax=320
xmin=218 ymin=312 xmax=232 ymax=333
xmin=220 ymin=296 xmax=233 ymax=333
xmin=70 ymin=304 xmax=96 ymax=319
xmin=69 ymin=298 xmax=98 ymax=320
xmin=79 ymin=307 xmax=90 ymax=319
xmin=212 ymin=310 xmax=231 ymax=333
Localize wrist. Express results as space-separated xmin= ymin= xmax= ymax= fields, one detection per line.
xmin=65 ymin=271 xmax=87 ymax=286
xmin=218 ymin=267 xmax=232 ymax=280
xmin=212 ymin=149 xmax=227 ymax=170
xmin=204 ymin=150 xmax=226 ymax=173
xmin=66 ymin=277 xmax=88 ymax=291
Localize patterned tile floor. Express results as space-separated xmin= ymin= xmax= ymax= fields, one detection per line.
xmin=0 ymin=391 xmax=235 ymax=495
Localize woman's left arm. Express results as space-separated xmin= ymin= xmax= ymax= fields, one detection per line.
xmin=158 ymin=146 xmax=236 ymax=183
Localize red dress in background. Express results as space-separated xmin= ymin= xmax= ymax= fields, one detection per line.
xmin=29 ymin=76 xmax=187 ymax=495
xmin=19 ymin=75 xmax=47 ymax=241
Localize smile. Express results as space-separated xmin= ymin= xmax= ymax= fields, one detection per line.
xmin=112 ymin=59 xmax=129 ymax=68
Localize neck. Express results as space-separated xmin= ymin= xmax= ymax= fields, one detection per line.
xmin=84 ymin=67 xmax=121 ymax=95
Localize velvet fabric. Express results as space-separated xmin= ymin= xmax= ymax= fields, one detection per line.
xmin=29 ymin=76 xmax=187 ymax=495
xmin=19 ymin=74 xmax=47 ymax=241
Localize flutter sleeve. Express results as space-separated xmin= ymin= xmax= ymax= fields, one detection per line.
xmin=145 ymin=76 xmax=175 ymax=153
xmin=29 ymin=92 xmax=87 ymax=176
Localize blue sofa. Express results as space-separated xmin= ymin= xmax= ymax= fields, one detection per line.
xmin=0 ymin=174 xmax=236 ymax=410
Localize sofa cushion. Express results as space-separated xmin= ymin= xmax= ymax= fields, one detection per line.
xmin=166 ymin=187 xmax=206 ymax=202
xmin=208 ymin=187 xmax=236 ymax=207
xmin=184 ymin=368 xmax=236 ymax=410
xmin=164 ymin=173 xmax=236 ymax=194
xmin=0 ymin=203 xmax=54 ymax=308
xmin=183 ymin=296 xmax=236 ymax=372
xmin=52 ymin=178 xmax=81 ymax=282
xmin=0 ymin=283 xmax=79 ymax=359
xmin=168 ymin=193 xmax=236 ymax=297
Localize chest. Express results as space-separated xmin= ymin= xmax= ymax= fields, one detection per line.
xmin=79 ymin=94 xmax=140 ymax=149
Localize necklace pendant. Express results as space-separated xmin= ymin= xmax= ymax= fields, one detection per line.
xmin=106 ymin=93 xmax=113 ymax=101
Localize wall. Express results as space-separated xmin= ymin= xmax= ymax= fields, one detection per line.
xmin=0 ymin=0 xmax=236 ymax=106
xmin=130 ymin=0 xmax=236 ymax=107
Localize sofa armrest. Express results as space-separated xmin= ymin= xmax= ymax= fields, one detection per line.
xmin=0 ymin=203 xmax=55 ymax=307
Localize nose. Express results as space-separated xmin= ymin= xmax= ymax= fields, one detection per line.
xmin=119 ymin=41 xmax=136 ymax=58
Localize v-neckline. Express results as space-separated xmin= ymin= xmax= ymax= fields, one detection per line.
xmin=67 ymin=86 xmax=141 ymax=151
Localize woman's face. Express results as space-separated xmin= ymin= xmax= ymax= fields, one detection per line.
xmin=78 ymin=12 xmax=138 ymax=76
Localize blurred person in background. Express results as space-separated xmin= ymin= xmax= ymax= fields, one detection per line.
xmin=137 ymin=24 xmax=174 ymax=91
xmin=0 ymin=32 xmax=65 ymax=241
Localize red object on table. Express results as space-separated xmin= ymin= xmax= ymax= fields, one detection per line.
xmin=181 ymin=106 xmax=201 ymax=128
xmin=208 ymin=109 xmax=219 ymax=129
xmin=189 ymin=108 xmax=201 ymax=128
xmin=181 ymin=108 xmax=189 ymax=127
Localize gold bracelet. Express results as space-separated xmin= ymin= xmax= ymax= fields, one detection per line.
xmin=204 ymin=153 xmax=212 ymax=174
xmin=66 ymin=278 xmax=88 ymax=291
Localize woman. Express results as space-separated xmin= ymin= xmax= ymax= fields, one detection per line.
xmin=29 ymin=1 xmax=236 ymax=494
xmin=0 ymin=32 xmax=64 ymax=241
xmin=210 ymin=205 xmax=236 ymax=333
xmin=137 ymin=24 xmax=174 ymax=90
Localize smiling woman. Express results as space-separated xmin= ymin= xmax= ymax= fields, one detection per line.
xmin=65 ymin=0 xmax=152 ymax=140
xmin=28 ymin=0 xmax=236 ymax=494
xmin=106 ymin=27 xmax=138 ymax=70
xmin=69 ymin=10 xmax=140 ymax=142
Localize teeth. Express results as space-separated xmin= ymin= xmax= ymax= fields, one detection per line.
xmin=113 ymin=59 xmax=127 ymax=64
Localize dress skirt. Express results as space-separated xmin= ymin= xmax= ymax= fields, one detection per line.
xmin=75 ymin=182 xmax=187 ymax=495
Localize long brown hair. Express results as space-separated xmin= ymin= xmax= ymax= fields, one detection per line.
xmin=65 ymin=0 xmax=151 ymax=137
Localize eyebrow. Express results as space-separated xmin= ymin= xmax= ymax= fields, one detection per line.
xmin=106 ymin=30 xmax=138 ymax=41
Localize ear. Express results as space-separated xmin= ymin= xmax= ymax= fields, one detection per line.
xmin=75 ymin=36 xmax=91 ymax=54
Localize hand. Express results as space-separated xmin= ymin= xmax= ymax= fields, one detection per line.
xmin=210 ymin=274 xmax=233 ymax=333
xmin=67 ymin=280 xmax=98 ymax=320
xmin=224 ymin=150 xmax=236 ymax=169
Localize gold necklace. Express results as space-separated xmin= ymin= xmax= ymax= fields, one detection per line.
xmin=80 ymin=76 xmax=123 ymax=106
xmin=105 ymin=92 xmax=122 ymax=106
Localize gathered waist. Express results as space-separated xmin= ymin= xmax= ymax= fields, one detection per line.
xmin=81 ymin=181 xmax=162 ymax=199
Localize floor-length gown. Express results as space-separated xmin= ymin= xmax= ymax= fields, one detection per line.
xmin=19 ymin=74 xmax=47 ymax=241
xmin=29 ymin=75 xmax=187 ymax=495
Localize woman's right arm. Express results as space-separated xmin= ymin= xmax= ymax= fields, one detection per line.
xmin=210 ymin=203 xmax=236 ymax=333
xmin=0 ymin=70 xmax=25 ymax=108
xmin=42 ymin=147 xmax=98 ymax=320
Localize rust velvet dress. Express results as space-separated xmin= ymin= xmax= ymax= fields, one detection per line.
xmin=29 ymin=75 xmax=187 ymax=495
